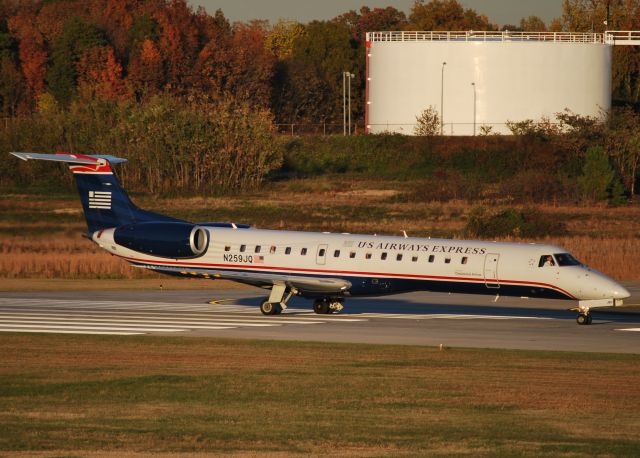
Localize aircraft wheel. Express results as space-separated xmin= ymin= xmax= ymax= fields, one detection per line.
xmin=274 ymin=304 xmax=283 ymax=315
xmin=260 ymin=300 xmax=277 ymax=315
xmin=586 ymin=314 xmax=593 ymax=325
xmin=576 ymin=314 xmax=589 ymax=325
xmin=313 ymin=299 xmax=329 ymax=314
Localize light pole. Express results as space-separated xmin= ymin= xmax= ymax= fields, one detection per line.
xmin=343 ymin=72 xmax=346 ymax=136
xmin=343 ymin=72 xmax=355 ymax=135
xmin=440 ymin=61 xmax=446 ymax=135
xmin=471 ymin=82 xmax=476 ymax=136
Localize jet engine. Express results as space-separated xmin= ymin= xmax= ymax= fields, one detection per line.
xmin=113 ymin=222 xmax=209 ymax=258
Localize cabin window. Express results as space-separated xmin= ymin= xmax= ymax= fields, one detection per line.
xmin=334 ymin=250 xmax=340 ymax=257
xmin=270 ymin=246 xmax=276 ymax=254
xmin=350 ymin=252 xmax=356 ymax=259
xmin=428 ymin=255 xmax=435 ymax=263
xmin=554 ymin=253 xmax=581 ymax=266
xmin=301 ymin=248 xmax=307 ymax=255
xmin=396 ymin=254 xmax=403 ymax=261
xmin=285 ymin=247 xmax=291 ymax=255
xmin=240 ymin=244 xmax=246 ymax=253
xmin=224 ymin=246 xmax=231 ymax=252
xmin=318 ymin=248 xmax=325 ymax=257
xmin=461 ymin=256 xmax=468 ymax=265
xmin=365 ymin=253 xmax=372 ymax=260
xmin=381 ymin=252 xmax=388 ymax=260
xmin=538 ymin=255 xmax=555 ymax=267
xmin=255 ymin=245 xmax=261 ymax=253
xmin=444 ymin=258 xmax=451 ymax=264
xmin=412 ymin=256 xmax=418 ymax=262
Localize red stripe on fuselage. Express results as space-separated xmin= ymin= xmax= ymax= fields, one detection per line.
xmin=121 ymin=255 xmax=577 ymax=299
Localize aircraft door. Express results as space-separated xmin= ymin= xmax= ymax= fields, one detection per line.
xmin=483 ymin=253 xmax=500 ymax=289
xmin=316 ymin=244 xmax=328 ymax=265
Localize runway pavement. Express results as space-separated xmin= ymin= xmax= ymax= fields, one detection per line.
xmin=0 ymin=288 xmax=639 ymax=353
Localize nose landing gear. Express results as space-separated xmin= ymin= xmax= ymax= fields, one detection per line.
xmin=576 ymin=313 xmax=592 ymax=325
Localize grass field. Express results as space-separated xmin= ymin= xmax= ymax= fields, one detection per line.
xmin=0 ymin=334 xmax=639 ymax=456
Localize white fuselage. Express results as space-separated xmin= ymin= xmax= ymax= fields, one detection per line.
xmin=93 ymin=227 xmax=629 ymax=302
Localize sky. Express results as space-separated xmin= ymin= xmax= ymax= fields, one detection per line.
xmin=187 ymin=1 xmax=564 ymax=27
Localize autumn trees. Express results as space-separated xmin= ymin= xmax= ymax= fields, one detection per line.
xmin=0 ymin=0 xmax=638 ymax=125
xmin=0 ymin=0 xmax=500 ymax=126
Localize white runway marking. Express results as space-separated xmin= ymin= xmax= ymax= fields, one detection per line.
xmin=0 ymin=297 xmax=563 ymax=337
xmin=615 ymin=328 xmax=640 ymax=332
xmin=0 ymin=318 xmax=259 ymax=329
xmin=0 ymin=328 xmax=143 ymax=335
xmin=357 ymin=313 xmax=553 ymax=320
xmin=0 ymin=298 xmax=366 ymax=336
xmin=0 ymin=323 xmax=191 ymax=332
xmin=0 ymin=311 xmax=343 ymax=324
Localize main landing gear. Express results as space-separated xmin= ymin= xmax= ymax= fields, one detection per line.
xmin=313 ymin=298 xmax=344 ymax=314
xmin=259 ymin=283 xmax=346 ymax=316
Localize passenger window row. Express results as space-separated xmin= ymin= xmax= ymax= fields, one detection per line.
xmin=225 ymin=244 xmax=309 ymax=256
xmin=223 ymin=244 xmax=469 ymax=264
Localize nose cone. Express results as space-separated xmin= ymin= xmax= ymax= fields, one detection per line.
xmin=596 ymin=273 xmax=630 ymax=299
xmin=574 ymin=268 xmax=631 ymax=300
xmin=611 ymin=281 xmax=631 ymax=299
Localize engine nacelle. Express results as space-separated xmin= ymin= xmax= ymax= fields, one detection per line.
xmin=113 ymin=222 xmax=209 ymax=259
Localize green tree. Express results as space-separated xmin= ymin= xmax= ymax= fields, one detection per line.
xmin=414 ymin=106 xmax=440 ymax=136
xmin=288 ymin=20 xmax=358 ymax=123
xmin=408 ymin=0 xmax=495 ymax=31
xmin=605 ymin=108 xmax=640 ymax=199
xmin=129 ymin=13 xmax=159 ymax=46
xmin=577 ymin=146 xmax=614 ymax=201
xmin=265 ymin=20 xmax=304 ymax=60
xmin=519 ymin=15 xmax=547 ymax=31
xmin=0 ymin=25 xmax=23 ymax=116
xmin=46 ymin=17 xmax=106 ymax=106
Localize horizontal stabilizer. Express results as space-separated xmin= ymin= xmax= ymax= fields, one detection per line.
xmin=10 ymin=152 xmax=127 ymax=165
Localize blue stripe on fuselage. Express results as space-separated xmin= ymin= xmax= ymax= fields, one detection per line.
xmin=128 ymin=261 xmax=573 ymax=300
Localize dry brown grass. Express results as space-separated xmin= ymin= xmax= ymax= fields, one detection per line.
xmin=0 ymin=235 xmax=152 ymax=279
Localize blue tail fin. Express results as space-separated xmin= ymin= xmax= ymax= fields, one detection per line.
xmin=11 ymin=152 xmax=182 ymax=233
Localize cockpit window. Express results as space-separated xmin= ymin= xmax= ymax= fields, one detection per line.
xmin=538 ymin=255 xmax=555 ymax=267
xmin=554 ymin=253 xmax=581 ymax=266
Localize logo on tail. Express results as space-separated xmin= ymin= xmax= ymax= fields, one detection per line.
xmin=88 ymin=191 xmax=112 ymax=209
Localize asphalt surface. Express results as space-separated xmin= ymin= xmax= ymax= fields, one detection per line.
xmin=0 ymin=288 xmax=639 ymax=353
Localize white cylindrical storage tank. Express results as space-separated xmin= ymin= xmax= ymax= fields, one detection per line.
xmin=366 ymin=32 xmax=612 ymax=135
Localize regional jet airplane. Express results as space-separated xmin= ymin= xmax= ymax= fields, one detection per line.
xmin=11 ymin=152 xmax=630 ymax=325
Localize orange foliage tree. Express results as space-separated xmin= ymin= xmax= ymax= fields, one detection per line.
xmin=153 ymin=0 xmax=199 ymax=90
xmin=8 ymin=12 xmax=47 ymax=109
xmin=127 ymin=38 xmax=164 ymax=99
xmin=77 ymin=45 xmax=125 ymax=101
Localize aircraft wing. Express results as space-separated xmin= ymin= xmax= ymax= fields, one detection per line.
xmin=216 ymin=270 xmax=352 ymax=294
xmin=143 ymin=264 xmax=351 ymax=295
